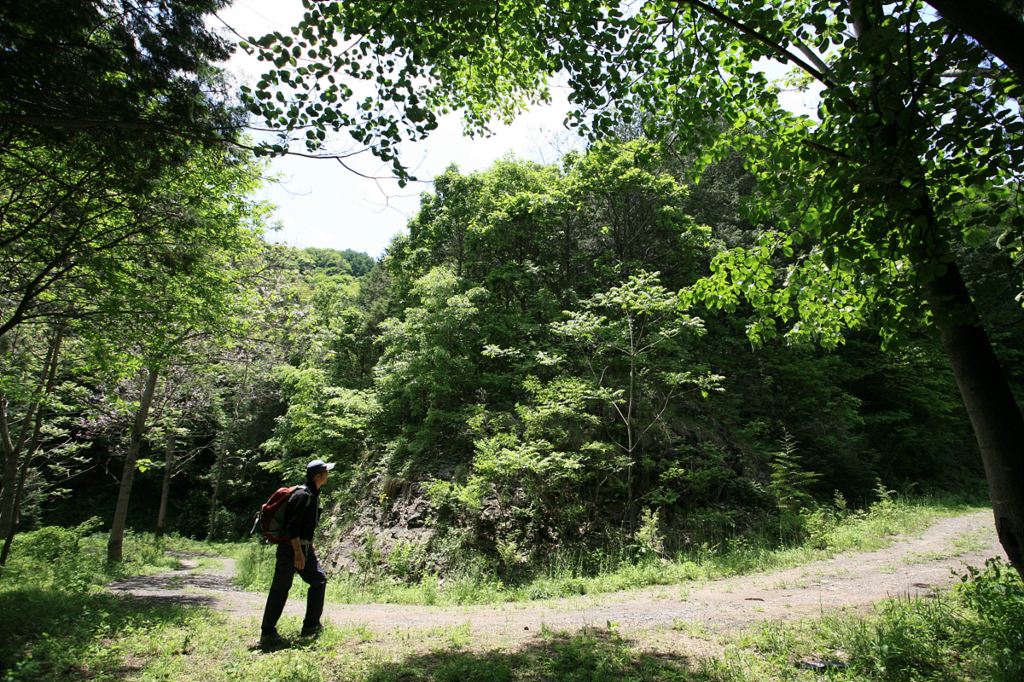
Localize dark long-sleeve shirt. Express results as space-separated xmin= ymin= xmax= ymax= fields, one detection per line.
xmin=282 ymin=483 xmax=320 ymax=543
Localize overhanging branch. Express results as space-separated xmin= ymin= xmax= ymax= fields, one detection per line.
xmin=924 ymin=0 xmax=1024 ymax=84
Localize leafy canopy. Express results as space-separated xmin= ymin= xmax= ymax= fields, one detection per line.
xmin=251 ymin=0 xmax=1024 ymax=346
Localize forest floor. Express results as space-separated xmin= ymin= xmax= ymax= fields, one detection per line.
xmin=107 ymin=511 xmax=1006 ymax=658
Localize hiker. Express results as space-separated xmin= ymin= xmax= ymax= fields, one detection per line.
xmin=259 ymin=459 xmax=334 ymax=648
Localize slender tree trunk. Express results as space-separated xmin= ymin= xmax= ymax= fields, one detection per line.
xmin=155 ymin=427 xmax=176 ymax=539
xmin=0 ymin=325 xmax=63 ymax=541
xmin=107 ymin=366 xmax=160 ymax=563
xmin=0 ymin=437 xmax=40 ymax=565
xmin=206 ymin=360 xmax=250 ymax=541
xmin=206 ymin=449 xmax=225 ymax=541
xmin=625 ymin=332 xmax=637 ymax=535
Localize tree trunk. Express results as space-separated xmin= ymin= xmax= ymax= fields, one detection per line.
xmin=155 ymin=427 xmax=176 ymax=540
xmin=0 ymin=399 xmax=23 ymax=541
xmin=206 ymin=449 xmax=225 ymax=541
xmin=205 ymin=359 xmax=250 ymax=542
xmin=923 ymin=0 xmax=1024 ymax=84
xmin=846 ymin=0 xmax=1024 ymax=579
xmin=926 ymin=260 xmax=1024 ymax=576
xmin=107 ymin=366 xmax=160 ymax=563
xmin=0 ymin=437 xmax=40 ymax=565
xmin=0 ymin=325 xmax=63 ymax=543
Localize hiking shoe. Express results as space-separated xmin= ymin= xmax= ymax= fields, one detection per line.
xmin=300 ymin=625 xmax=324 ymax=637
xmin=259 ymin=632 xmax=287 ymax=649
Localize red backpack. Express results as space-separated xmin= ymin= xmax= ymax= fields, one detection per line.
xmin=252 ymin=485 xmax=310 ymax=544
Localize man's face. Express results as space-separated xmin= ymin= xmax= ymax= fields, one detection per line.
xmin=314 ymin=470 xmax=330 ymax=488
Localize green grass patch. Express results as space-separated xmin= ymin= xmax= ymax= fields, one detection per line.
xmin=1 ymin=519 xmax=241 ymax=592
xmin=739 ymin=556 xmax=1024 ymax=682
xmin=2 ymin=544 xmax=1017 ymax=682
xmin=6 ymin=562 xmax=1020 ymax=682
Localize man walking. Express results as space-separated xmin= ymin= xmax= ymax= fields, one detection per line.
xmin=260 ymin=459 xmax=333 ymax=649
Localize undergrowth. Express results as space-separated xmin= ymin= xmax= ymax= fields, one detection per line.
xmin=747 ymin=556 xmax=1024 ymax=681
xmin=0 ymin=519 xmax=235 ymax=681
xmin=0 ymin=518 xmax=238 ymax=592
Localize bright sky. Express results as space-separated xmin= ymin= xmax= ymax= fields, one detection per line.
xmin=215 ymin=2 xmax=821 ymax=260
xmin=217 ymin=1 xmax=577 ymax=259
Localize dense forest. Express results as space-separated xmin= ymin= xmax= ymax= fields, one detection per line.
xmin=3 ymin=135 xmax=1015 ymax=575
xmin=1 ymin=0 xmax=1022 ymax=577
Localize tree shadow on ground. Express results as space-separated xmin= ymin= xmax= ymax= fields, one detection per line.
xmin=361 ymin=628 xmax=737 ymax=682
xmin=0 ymin=586 xmax=202 ymax=677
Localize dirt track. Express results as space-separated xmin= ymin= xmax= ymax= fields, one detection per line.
xmin=108 ymin=511 xmax=1006 ymax=652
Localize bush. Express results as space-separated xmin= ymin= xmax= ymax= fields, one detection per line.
xmin=956 ymin=556 xmax=1024 ymax=681
xmin=1 ymin=518 xmax=104 ymax=591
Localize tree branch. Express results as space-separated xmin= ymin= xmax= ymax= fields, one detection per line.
xmin=664 ymin=0 xmax=838 ymax=90
xmin=924 ymin=0 xmax=1024 ymax=84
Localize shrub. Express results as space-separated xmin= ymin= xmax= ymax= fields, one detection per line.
xmin=956 ymin=556 xmax=1024 ymax=681
xmin=2 ymin=518 xmax=103 ymax=591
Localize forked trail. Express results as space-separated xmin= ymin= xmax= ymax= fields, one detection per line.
xmin=109 ymin=511 xmax=1006 ymax=652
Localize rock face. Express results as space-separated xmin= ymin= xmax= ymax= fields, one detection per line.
xmin=319 ymin=475 xmax=436 ymax=576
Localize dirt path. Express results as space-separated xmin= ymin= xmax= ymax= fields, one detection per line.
xmin=108 ymin=511 xmax=1006 ymax=652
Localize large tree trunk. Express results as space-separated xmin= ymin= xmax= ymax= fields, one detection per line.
xmin=927 ymin=260 xmax=1024 ymax=575
xmin=846 ymin=0 xmax=1024 ymax=579
xmin=107 ymin=366 xmax=160 ymax=563
xmin=923 ymin=0 xmax=1024 ymax=84
xmin=155 ymin=427 xmax=176 ymax=540
xmin=0 ymin=399 xmax=25 ymax=540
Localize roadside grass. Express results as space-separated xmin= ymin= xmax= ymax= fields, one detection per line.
xmin=1 ymin=493 xmax=1006 ymax=681
xmin=2 ymin=557 xmax=1020 ymax=682
xmin=0 ymin=520 xmax=240 ymax=681
xmin=742 ymin=556 xmax=1024 ymax=682
xmin=236 ymin=491 xmax=988 ymax=607
xmin=0 ymin=519 xmax=236 ymax=592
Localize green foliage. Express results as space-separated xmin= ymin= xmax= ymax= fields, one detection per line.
xmin=1 ymin=0 xmax=239 ymax=180
xmin=775 ymin=561 xmax=1024 ymax=682
xmin=0 ymin=519 xmax=103 ymax=591
xmin=243 ymin=2 xmax=1024 ymax=588
xmin=630 ymin=508 xmax=664 ymax=561
xmin=767 ymin=433 xmax=819 ymax=514
xmin=956 ymin=557 xmax=1024 ymax=679
xmin=262 ymin=366 xmax=375 ymax=469
xmin=387 ymin=539 xmax=428 ymax=580
xmin=301 ymin=247 xmax=375 ymax=279
xmin=253 ymin=0 xmax=1024 ymax=331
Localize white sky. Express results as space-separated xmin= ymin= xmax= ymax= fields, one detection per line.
xmin=215 ymin=1 xmax=820 ymax=259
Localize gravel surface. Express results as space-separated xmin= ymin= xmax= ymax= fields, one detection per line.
xmin=107 ymin=511 xmax=1006 ymax=654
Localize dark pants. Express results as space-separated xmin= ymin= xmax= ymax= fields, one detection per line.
xmin=261 ymin=542 xmax=327 ymax=635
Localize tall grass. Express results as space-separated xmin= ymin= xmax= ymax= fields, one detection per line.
xmin=764 ymin=557 xmax=1024 ymax=682
xmin=0 ymin=518 xmax=194 ymax=590
xmin=0 ymin=519 xmax=233 ymax=682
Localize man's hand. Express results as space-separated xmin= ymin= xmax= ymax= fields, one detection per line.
xmin=291 ymin=537 xmax=305 ymax=570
